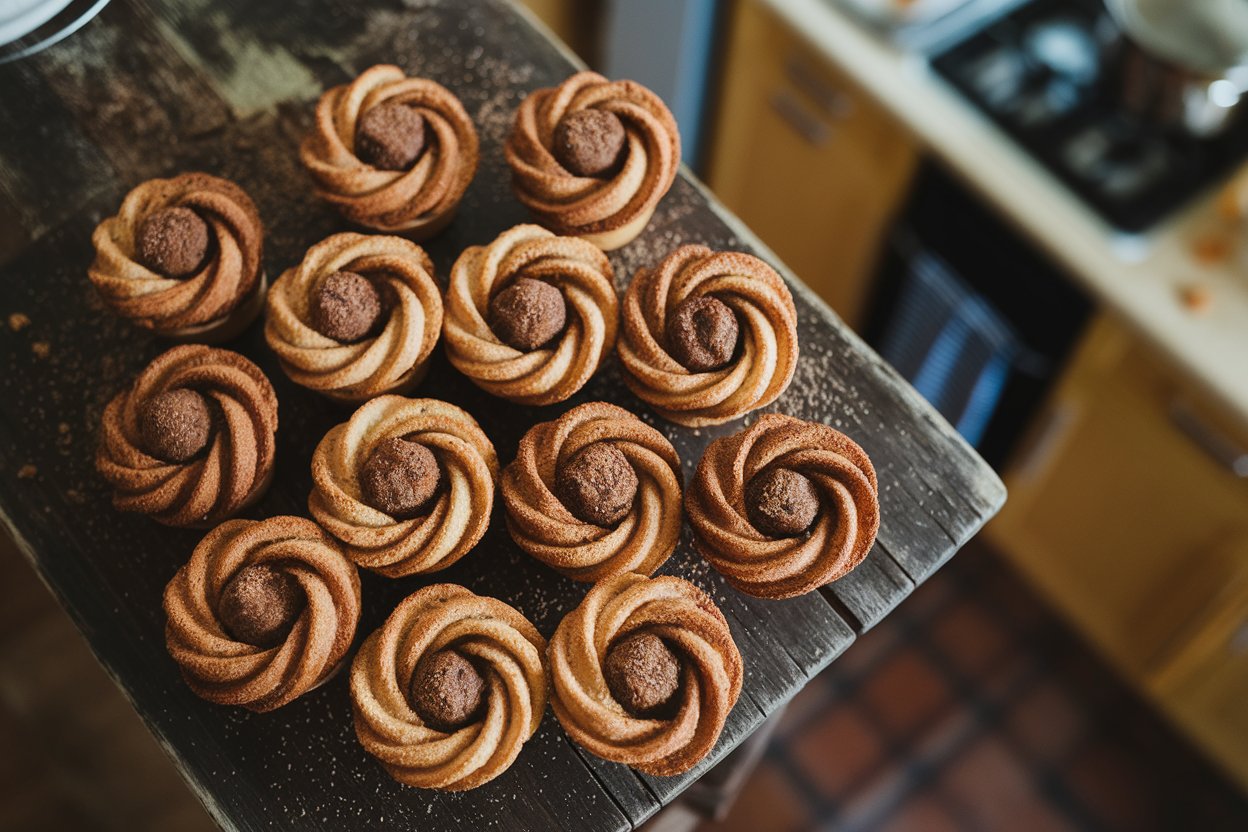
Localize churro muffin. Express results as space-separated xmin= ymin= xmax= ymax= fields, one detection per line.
xmin=443 ymin=224 xmax=617 ymax=405
xmin=88 ymin=173 xmax=265 ymax=341
xmin=264 ymin=233 xmax=443 ymax=402
xmin=505 ymin=71 xmax=680 ymax=250
xmin=301 ymin=64 xmax=478 ymax=238
xmin=548 ymin=573 xmax=742 ymax=776
xmin=502 ymin=402 xmax=682 ymax=582
xmin=619 ymin=245 xmax=798 ymax=427
xmin=686 ymin=414 xmax=879 ymax=599
xmin=309 ymin=396 xmax=498 ymax=578
xmin=96 ymin=345 xmax=278 ymax=527
xmin=163 ymin=516 xmax=361 ymax=712
xmin=351 ymin=584 xmax=547 ymax=791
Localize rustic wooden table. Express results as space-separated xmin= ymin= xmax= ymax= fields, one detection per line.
xmin=0 ymin=1 xmax=1005 ymax=829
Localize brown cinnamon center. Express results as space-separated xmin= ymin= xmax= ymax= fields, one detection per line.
xmin=218 ymin=564 xmax=305 ymax=648
xmin=408 ymin=649 xmax=486 ymax=732
xmin=604 ymin=632 xmax=682 ymax=717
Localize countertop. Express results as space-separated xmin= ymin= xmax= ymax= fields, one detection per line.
xmin=0 ymin=0 xmax=1004 ymax=829
xmin=764 ymin=0 xmax=1248 ymax=427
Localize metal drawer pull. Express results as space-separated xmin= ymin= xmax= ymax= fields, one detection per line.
xmin=1170 ymin=401 xmax=1248 ymax=479
xmin=784 ymin=55 xmax=854 ymax=119
xmin=769 ymin=89 xmax=831 ymax=146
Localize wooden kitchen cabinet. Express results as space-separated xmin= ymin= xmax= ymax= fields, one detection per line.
xmin=706 ymin=0 xmax=917 ymax=329
xmin=988 ymin=314 xmax=1248 ymax=786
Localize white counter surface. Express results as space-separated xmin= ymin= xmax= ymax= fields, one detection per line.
xmin=762 ymin=0 xmax=1248 ymax=426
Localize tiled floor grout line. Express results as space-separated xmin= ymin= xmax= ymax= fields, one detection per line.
xmin=700 ymin=546 xmax=1248 ymax=832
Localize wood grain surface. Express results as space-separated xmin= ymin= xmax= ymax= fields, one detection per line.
xmin=0 ymin=1 xmax=1004 ymax=829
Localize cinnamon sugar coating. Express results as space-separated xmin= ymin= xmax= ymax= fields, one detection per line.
xmin=265 ymin=233 xmax=442 ymax=402
xmin=548 ymin=573 xmax=742 ymax=776
xmin=505 ymin=72 xmax=680 ymax=250
xmin=89 ymin=173 xmax=264 ymax=338
xmin=686 ymin=414 xmax=880 ymax=599
xmin=301 ymin=65 xmax=478 ymax=238
xmin=351 ymin=584 xmax=547 ymax=791
xmin=619 ymin=245 xmax=798 ymax=427
xmin=309 ymin=396 xmax=498 ymax=578
xmin=96 ymin=345 xmax=278 ymax=528
xmin=163 ymin=516 xmax=360 ymax=712
xmin=444 ymin=224 xmax=617 ymax=405
xmin=502 ymin=402 xmax=681 ymax=582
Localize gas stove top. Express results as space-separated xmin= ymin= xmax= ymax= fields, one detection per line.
xmin=931 ymin=0 xmax=1248 ymax=232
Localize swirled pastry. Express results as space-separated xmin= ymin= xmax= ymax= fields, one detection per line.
xmin=505 ymin=71 xmax=680 ymax=250
xmin=301 ymin=64 xmax=479 ymax=238
xmin=502 ymin=402 xmax=682 ymax=582
xmin=163 ymin=516 xmax=361 ymax=712
xmin=619 ymin=245 xmax=798 ymax=427
xmin=309 ymin=396 xmax=498 ymax=578
xmin=548 ymin=573 xmax=742 ymax=776
xmin=96 ymin=345 xmax=278 ymax=527
xmin=687 ymin=413 xmax=879 ymax=599
xmin=88 ymin=172 xmax=265 ymax=341
xmin=351 ymin=584 xmax=547 ymax=791
xmin=443 ymin=224 xmax=617 ymax=405
xmin=264 ymin=233 xmax=443 ymax=402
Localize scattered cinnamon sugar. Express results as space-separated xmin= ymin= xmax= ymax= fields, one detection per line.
xmin=16 ymin=465 xmax=37 ymax=480
xmin=31 ymin=341 xmax=50 ymax=359
xmin=1179 ymin=283 xmax=1213 ymax=314
xmin=1190 ymin=232 xmax=1233 ymax=267
xmin=7 ymin=312 xmax=30 ymax=332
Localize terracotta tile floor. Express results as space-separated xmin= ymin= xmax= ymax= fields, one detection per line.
xmin=700 ymin=541 xmax=1248 ymax=832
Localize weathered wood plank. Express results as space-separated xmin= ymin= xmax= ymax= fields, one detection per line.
xmin=0 ymin=0 xmax=1003 ymax=829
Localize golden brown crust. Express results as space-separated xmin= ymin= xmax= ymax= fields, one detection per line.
xmin=443 ymin=224 xmax=617 ymax=405
xmin=548 ymin=573 xmax=742 ymax=776
xmin=501 ymin=402 xmax=682 ymax=582
xmin=300 ymin=65 xmax=478 ymax=237
xmin=350 ymin=584 xmax=547 ymax=791
xmin=504 ymin=71 xmax=679 ymax=250
xmin=686 ymin=414 xmax=879 ymax=599
xmin=163 ymin=516 xmax=361 ymax=712
xmin=88 ymin=173 xmax=264 ymax=336
xmin=96 ymin=345 xmax=278 ymax=527
xmin=264 ymin=233 xmax=443 ymax=402
xmin=619 ymin=245 xmax=799 ymax=427
xmin=308 ymin=396 xmax=498 ymax=578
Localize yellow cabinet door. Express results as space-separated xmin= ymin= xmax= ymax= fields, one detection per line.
xmin=706 ymin=0 xmax=917 ymax=329
xmin=988 ymin=314 xmax=1248 ymax=786
xmin=1146 ymin=536 xmax=1248 ymax=788
xmin=990 ymin=314 xmax=1248 ymax=676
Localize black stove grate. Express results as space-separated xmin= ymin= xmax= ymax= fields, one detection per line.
xmin=931 ymin=0 xmax=1248 ymax=232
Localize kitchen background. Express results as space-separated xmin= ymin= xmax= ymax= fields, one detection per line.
xmin=1 ymin=0 xmax=1246 ymax=829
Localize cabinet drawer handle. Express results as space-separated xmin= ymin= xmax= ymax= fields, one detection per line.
xmin=769 ymin=89 xmax=831 ymax=146
xmin=1170 ymin=400 xmax=1248 ymax=479
xmin=784 ymin=55 xmax=854 ymax=119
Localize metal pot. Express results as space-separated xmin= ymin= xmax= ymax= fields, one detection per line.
xmin=1107 ymin=0 xmax=1248 ymax=137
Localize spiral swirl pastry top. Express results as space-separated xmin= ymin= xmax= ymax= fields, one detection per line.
xmin=88 ymin=173 xmax=264 ymax=336
xmin=309 ymin=396 xmax=498 ymax=578
xmin=96 ymin=345 xmax=278 ymax=527
xmin=351 ymin=584 xmax=547 ymax=791
xmin=300 ymin=64 xmax=479 ymax=237
xmin=163 ymin=516 xmax=361 ymax=712
xmin=502 ymin=402 xmax=682 ymax=582
xmin=548 ymin=573 xmax=743 ymax=776
xmin=264 ymin=233 xmax=443 ymax=402
xmin=504 ymin=71 xmax=680 ymax=250
xmin=686 ymin=414 xmax=880 ymax=599
xmin=619 ymin=245 xmax=799 ymax=427
xmin=443 ymin=224 xmax=618 ymax=405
